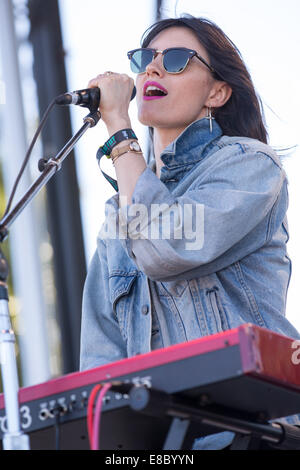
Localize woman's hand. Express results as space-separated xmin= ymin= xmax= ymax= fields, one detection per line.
xmin=88 ymin=72 xmax=146 ymax=206
xmin=87 ymin=72 xmax=134 ymax=135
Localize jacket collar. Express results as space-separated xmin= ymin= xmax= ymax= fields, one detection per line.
xmin=152 ymin=117 xmax=222 ymax=170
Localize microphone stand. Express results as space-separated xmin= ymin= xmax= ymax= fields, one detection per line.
xmin=0 ymin=108 xmax=101 ymax=450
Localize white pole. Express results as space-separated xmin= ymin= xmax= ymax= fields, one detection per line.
xmin=0 ymin=298 xmax=30 ymax=449
xmin=0 ymin=0 xmax=51 ymax=386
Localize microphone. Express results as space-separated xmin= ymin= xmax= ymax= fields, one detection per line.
xmin=55 ymin=86 xmax=136 ymax=110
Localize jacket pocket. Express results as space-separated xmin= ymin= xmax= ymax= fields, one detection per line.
xmin=206 ymin=287 xmax=229 ymax=333
xmin=157 ymin=279 xmax=188 ymax=297
xmin=109 ymin=271 xmax=138 ymax=341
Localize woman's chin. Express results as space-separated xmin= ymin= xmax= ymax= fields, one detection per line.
xmin=137 ymin=110 xmax=168 ymax=129
xmin=137 ymin=103 xmax=167 ymax=126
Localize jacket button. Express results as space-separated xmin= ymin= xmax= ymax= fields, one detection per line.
xmin=142 ymin=305 xmax=149 ymax=315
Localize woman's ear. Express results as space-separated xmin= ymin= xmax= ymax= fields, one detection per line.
xmin=207 ymin=82 xmax=232 ymax=109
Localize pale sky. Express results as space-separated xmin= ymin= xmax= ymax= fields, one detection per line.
xmin=59 ymin=0 xmax=300 ymax=330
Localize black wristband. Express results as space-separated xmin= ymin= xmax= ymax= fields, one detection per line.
xmin=98 ymin=128 xmax=138 ymax=157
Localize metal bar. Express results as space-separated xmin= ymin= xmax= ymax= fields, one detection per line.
xmin=129 ymin=386 xmax=284 ymax=446
xmin=0 ymin=296 xmax=29 ymax=449
xmin=0 ymin=120 xmax=92 ymax=236
xmin=163 ymin=418 xmax=190 ymax=450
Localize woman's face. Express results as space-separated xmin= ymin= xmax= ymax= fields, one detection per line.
xmin=136 ymin=26 xmax=218 ymax=132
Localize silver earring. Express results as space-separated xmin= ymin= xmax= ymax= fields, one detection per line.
xmin=205 ymin=106 xmax=215 ymax=133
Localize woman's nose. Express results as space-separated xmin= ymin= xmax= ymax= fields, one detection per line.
xmin=145 ymin=53 xmax=164 ymax=76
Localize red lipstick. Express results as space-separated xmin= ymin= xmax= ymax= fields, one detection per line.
xmin=143 ymin=81 xmax=168 ymax=100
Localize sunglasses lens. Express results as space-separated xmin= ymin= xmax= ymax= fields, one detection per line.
xmin=130 ymin=49 xmax=154 ymax=73
xmin=163 ymin=49 xmax=190 ymax=73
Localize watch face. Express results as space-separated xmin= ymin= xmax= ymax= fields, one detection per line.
xmin=130 ymin=141 xmax=141 ymax=151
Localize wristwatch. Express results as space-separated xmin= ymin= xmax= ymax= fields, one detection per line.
xmin=98 ymin=128 xmax=138 ymax=158
xmin=110 ymin=140 xmax=142 ymax=161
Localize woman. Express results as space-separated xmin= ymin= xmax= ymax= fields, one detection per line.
xmin=80 ymin=16 xmax=300 ymax=449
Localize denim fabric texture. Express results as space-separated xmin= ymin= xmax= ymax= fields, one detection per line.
xmin=80 ymin=117 xmax=300 ymax=449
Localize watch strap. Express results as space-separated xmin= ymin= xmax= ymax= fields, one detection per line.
xmin=111 ymin=140 xmax=142 ymax=160
xmin=96 ymin=128 xmax=142 ymax=192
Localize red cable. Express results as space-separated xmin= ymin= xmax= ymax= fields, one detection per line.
xmin=87 ymin=384 xmax=102 ymax=448
xmin=92 ymin=383 xmax=112 ymax=450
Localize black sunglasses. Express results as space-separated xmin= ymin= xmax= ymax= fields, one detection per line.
xmin=127 ymin=47 xmax=218 ymax=76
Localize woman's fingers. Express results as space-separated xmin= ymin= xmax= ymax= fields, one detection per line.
xmin=86 ymin=73 xmax=134 ymax=125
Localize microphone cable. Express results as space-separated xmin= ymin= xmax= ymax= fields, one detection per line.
xmin=2 ymin=97 xmax=57 ymax=217
xmin=53 ymin=406 xmax=62 ymax=451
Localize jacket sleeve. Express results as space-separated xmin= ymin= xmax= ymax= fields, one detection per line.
xmin=116 ymin=149 xmax=286 ymax=281
xmin=80 ymin=239 xmax=127 ymax=371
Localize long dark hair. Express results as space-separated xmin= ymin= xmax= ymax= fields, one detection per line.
xmin=141 ymin=15 xmax=268 ymax=144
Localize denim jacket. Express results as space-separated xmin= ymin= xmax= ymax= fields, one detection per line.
xmin=80 ymin=118 xmax=300 ymax=448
